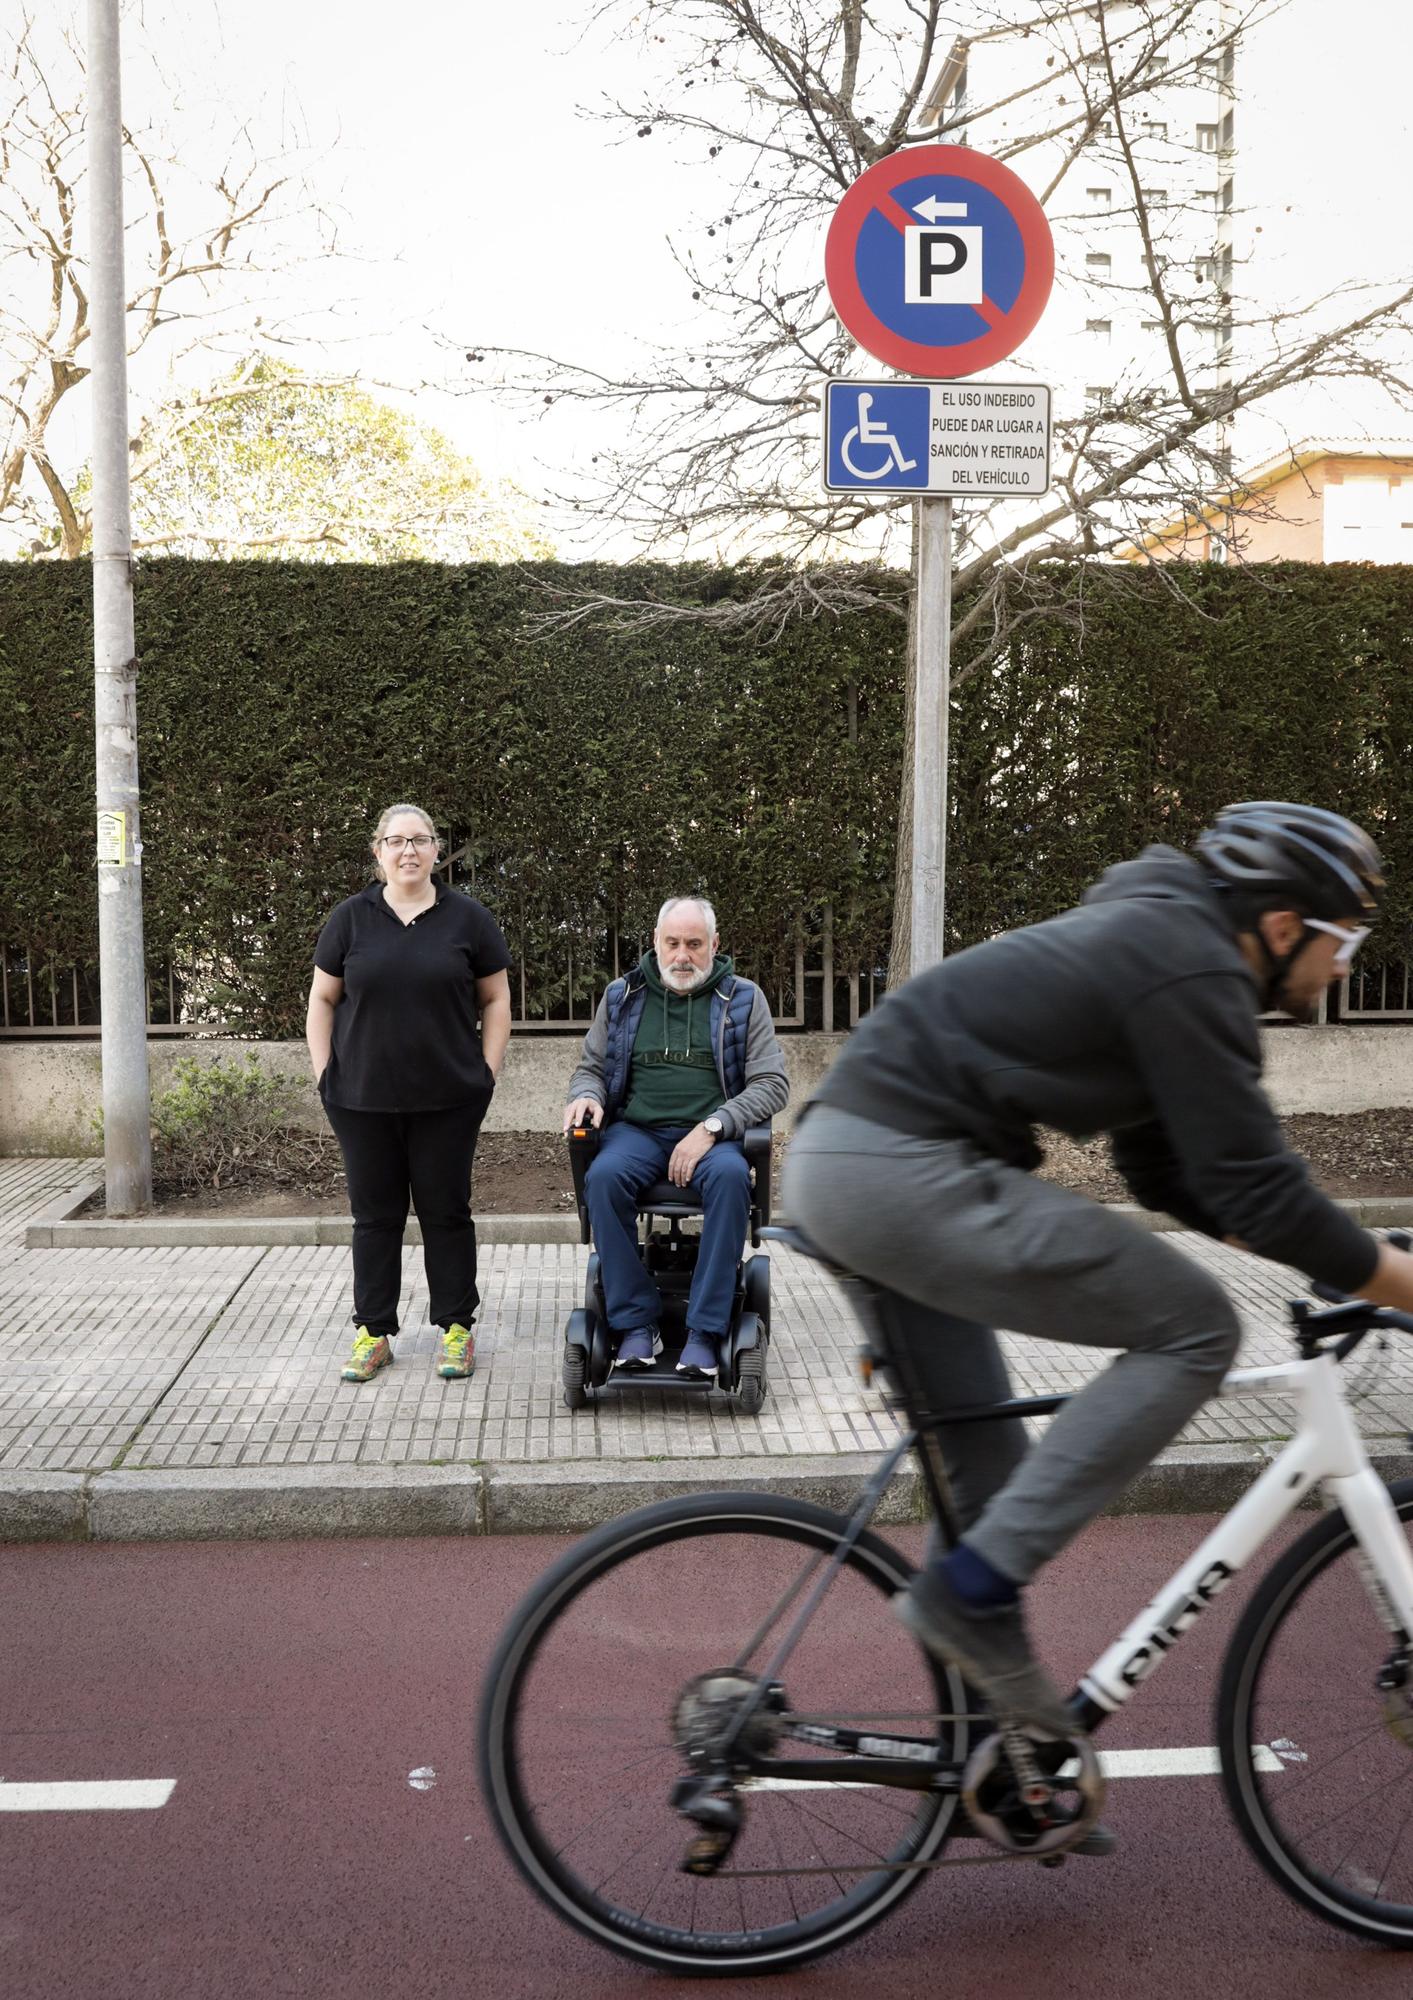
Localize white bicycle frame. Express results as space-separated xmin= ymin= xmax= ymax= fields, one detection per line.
xmin=1079 ymin=1350 xmax=1413 ymax=1713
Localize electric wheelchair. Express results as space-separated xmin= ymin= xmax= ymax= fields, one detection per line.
xmin=561 ymin=1119 xmax=773 ymax=1413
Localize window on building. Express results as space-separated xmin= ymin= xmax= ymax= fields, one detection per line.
xmin=1142 ymin=319 xmax=1164 ymax=335
xmin=1087 ymin=186 xmax=1111 ymax=207
xmin=1324 ymin=476 xmax=1413 ymax=564
xmin=1197 ymin=124 xmax=1218 ymax=151
xmin=1142 ymin=188 xmax=1169 ymax=208
xmin=1086 ymin=252 xmax=1112 ymax=275
xmin=1085 ymin=386 xmax=1112 ymax=412
xmin=1199 ymin=188 xmax=1219 ymax=210
xmin=1086 ymin=319 xmax=1113 ymax=340
xmin=1145 ymin=120 xmax=1168 ymax=141
xmin=1196 ymin=255 xmax=1220 ymax=285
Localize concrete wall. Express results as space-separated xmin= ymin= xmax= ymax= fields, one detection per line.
xmin=2 ymin=1025 xmax=1410 ymax=1156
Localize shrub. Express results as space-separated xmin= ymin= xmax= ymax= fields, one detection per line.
xmin=150 ymin=1053 xmax=326 ymax=1193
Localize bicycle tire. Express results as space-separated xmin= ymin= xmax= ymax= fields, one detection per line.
xmin=1218 ymin=1475 xmax=1413 ymax=1944
xmin=477 ymin=1490 xmax=969 ymax=1975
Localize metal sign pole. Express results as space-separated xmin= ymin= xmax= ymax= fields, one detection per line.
xmin=88 ymin=0 xmax=152 ymax=1213
xmin=910 ymin=495 xmax=952 ymax=974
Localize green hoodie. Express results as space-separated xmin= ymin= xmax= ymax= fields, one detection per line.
xmin=620 ymin=950 xmax=734 ymax=1130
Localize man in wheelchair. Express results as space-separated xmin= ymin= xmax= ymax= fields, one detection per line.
xmin=563 ymin=896 xmax=789 ymax=1380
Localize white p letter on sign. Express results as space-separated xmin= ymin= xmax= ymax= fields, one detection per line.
xmin=905 ymin=225 xmax=983 ymax=305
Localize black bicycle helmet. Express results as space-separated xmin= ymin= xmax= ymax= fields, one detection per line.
xmin=1195 ymin=802 xmax=1384 ymax=920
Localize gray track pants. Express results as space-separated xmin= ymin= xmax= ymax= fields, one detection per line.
xmin=782 ymin=1106 xmax=1241 ymax=1584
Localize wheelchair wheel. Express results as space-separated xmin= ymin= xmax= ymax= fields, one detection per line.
xmin=562 ymin=1344 xmax=588 ymax=1412
xmin=734 ymin=1311 xmax=767 ymax=1414
xmin=743 ymin=1253 xmax=770 ymax=1329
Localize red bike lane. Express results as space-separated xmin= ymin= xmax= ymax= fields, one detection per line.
xmin=1 ymin=1515 xmax=1408 ymax=2000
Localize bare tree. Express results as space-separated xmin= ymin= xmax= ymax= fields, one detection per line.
xmin=455 ymin=0 xmax=1413 ymax=968
xmin=0 ymin=11 xmax=341 ymax=558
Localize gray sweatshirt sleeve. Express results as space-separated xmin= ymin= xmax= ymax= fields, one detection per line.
xmin=1120 ymin=972 xmax=1378 ymax=1292
xmin=565 ymin=991 xmax=613 ymax=1106
xmin=716 ymin=988 xmax=790 ymax=1136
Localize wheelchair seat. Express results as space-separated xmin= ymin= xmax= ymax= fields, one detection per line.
xmin=561 ymin=1118 xmax=773 ymax=1413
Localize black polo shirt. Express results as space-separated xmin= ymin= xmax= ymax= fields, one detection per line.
xmin=314 ymin=883 xmax=512 ymax=1113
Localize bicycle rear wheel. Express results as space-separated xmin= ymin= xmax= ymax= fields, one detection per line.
xmin=1218 ymin=1476 xmax=1413 ymax=1944
xmin=477 ymin=1490 xmax=971 ymax=1975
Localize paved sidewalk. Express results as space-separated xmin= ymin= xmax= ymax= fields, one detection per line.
xmin=3 ymin=1158 xmax=1412 ymax=1542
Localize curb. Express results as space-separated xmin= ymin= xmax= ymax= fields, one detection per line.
xmin=9 ymin=1441 xmax=1413 ymax=1546
xmin=27 ymin=1193 xmax=1413 ymax=1251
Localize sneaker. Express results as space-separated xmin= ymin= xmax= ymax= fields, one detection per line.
xmin=438 ymin=1323 xmax=475 ymax=1379
xmin=894 ymin=1568 xmax=1075 ymax=1740
xmin=676 ymin=1331 xmax=719 ymax=1380
xmin=613 ymin=1327 xmax=662 ymax=1371
xmin=342 ymin=1328 xmax=392 ymax=1383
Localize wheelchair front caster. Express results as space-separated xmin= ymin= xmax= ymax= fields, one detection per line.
xmin=733 ymin=1314 xmax=768 ymax=1414
xmin=562 ymin=1344 xmax=588 ymax=1411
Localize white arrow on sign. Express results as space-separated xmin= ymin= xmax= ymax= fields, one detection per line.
xmin=913 ymin=197 xmax=968 ymax=223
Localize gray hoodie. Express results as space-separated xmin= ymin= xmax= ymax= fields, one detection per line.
xmin=811 ymin=843 xmax=1377 ymax=1292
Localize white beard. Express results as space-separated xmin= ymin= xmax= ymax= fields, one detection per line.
xmin=662 ymin=964 xmax=711 ymax=994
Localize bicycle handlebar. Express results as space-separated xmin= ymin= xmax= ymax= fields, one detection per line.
xmin=1298 ymin=1232 xmax=1413 ymax=1354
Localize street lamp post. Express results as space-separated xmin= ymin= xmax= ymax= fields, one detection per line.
xmin=88 ymin=0 xmax=152 ymax=1212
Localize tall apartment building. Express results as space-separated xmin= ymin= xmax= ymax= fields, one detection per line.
xmin=932 ymin=1 xmax=1241 ymax=451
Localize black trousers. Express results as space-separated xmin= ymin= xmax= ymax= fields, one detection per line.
xmin=322 ymin=1094 xmax=493 ymax=1336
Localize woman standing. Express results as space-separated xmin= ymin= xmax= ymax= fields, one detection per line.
xmin=306 ymin=803 xmax=512 ymax=1383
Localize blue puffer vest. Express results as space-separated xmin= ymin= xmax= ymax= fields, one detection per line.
xmin=601 ymin=967 xmax=755 ymax=1119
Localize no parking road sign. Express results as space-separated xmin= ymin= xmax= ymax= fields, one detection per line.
xmin=825 ymin=145 xmax=1054 ymax=378
xmin=824 ymin=379 xmax=1051 ymax=496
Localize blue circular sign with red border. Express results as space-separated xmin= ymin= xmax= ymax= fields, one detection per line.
xmin=825 ymin=146 xmax=1054 ymax=378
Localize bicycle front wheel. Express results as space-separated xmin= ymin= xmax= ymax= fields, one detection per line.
xmin=477 ymin=1490 xmax=970 ymax=1975
xmin=1218 ymin=1476 xmax=1413 ymax=1944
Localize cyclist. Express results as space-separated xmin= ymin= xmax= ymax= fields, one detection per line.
xmin=783 ymin=803 xmax=1413 ymax=1740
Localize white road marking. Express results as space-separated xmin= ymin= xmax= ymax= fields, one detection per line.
xmin=746 ymin=1745 xmax=1282 ymax=1791
xmin=408 ymin=1766 xmax=437 ymax=1791
xmin=0 ymin=1780 xmax=176 ymax=1811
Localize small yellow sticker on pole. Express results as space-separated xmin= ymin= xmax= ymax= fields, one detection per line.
xmin=97 ymin=809 xmax=126 ymax=865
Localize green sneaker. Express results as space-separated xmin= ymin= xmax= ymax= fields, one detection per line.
xmin=438 ymin=1322 xmax=476 ymax=1378
xmin=341 ymin=1328 xmax=392 ymax=1383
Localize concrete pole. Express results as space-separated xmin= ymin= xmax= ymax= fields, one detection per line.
xmin=909 ymin=495 xmax=952 ymax=974
xmin=88 ymin=0 xmax=152 ymax=1212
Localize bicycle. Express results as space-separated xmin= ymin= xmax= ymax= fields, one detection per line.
xmin=478 ymin=1224 xmax=1413 ymax=1975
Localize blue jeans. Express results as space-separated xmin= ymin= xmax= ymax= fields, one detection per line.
xmin=584 ymin=1121 xmax=751 ymax=1338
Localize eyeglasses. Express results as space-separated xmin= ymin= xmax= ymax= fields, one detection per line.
xmin=1304 ymin=918 xmax=1370 ymax=970
xmin=380 ymin=834 xmax=436 ymax=853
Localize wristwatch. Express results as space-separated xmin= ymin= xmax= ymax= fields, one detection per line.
xmin=703 ymin=1115 xmax=726 ymax=1138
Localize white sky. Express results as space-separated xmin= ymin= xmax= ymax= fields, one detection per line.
xmin=30 ymin=0 xmax=1413 ymax=550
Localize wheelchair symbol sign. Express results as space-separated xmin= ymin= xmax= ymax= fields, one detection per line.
xmin=839 ymin=391 xmax=921 ymax=481
xmin=825 ymin=382 xmax=930 ymax=491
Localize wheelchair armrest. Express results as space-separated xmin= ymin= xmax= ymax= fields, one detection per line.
xmin=743 ymin=1122 xmax=773 ymax=1237
xmin=566 ymin=1120 xmax=602 ymax=1246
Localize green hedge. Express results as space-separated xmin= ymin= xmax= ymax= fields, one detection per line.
xmin=2 ymin=558 xmax=1412 ymax=1037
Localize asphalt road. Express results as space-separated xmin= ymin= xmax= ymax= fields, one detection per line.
xmin=4 ymin=1513 xmax=1413 ymax=2000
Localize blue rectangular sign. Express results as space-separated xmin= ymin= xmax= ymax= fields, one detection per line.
xmin=823 ymin=379 xmax=1050 ymax=497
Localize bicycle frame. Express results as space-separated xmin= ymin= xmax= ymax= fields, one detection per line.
xmin=723 ymin=1345 xmax=1413 ymax=1787
xmin=1076 ymin=1349 xmax=1413 ymax=1721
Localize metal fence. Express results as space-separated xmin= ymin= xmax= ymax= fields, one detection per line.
xmin=6 ymin=898 xmax=1409 ymax=1039
xmin=1 ymin=890 xmax=885 ymax=1039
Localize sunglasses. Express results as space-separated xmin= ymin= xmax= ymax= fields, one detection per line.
xmin=1303 ymin=918 xmax=1370 ymax=970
